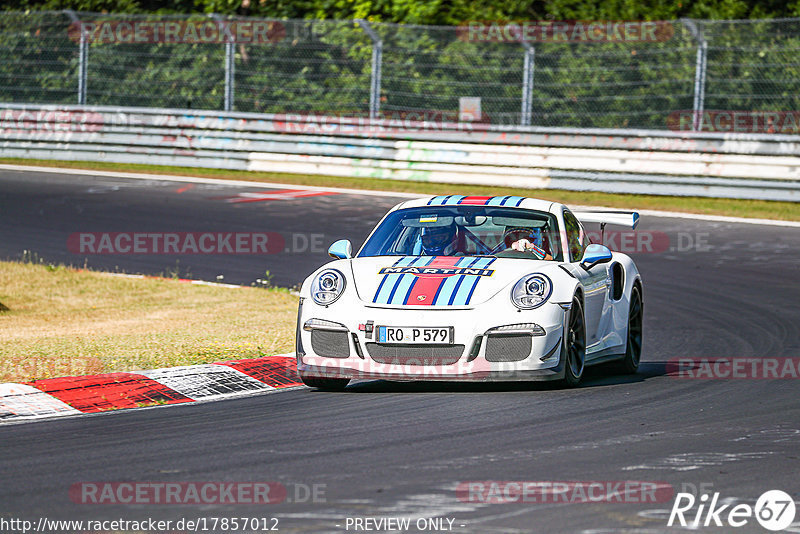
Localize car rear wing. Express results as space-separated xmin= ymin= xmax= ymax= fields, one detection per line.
xmin=573 ymin=210 xmax=640 ymax=230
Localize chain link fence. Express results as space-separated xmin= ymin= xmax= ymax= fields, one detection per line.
xmin=1 ymin=11 xmax=799 ymax=131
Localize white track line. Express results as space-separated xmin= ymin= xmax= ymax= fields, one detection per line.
xmin=0 ymin=164 xmax=420 ymax=199
xmin=102 ymin=271 xmax=245 ymax=289
xmin=633 ymin=208 xmax=800 ymax=227
xmin=1 ymin=163 xmax=798 ymax=227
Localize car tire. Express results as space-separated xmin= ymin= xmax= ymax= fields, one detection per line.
xmin=616 ymin=285 xmax=643 ymax=374
xmin=301 ymin=376 xmax=350 ymax=391
xmin=561 ymin=296 xmax=586 ymax=387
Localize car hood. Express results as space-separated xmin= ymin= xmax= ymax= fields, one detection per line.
xmin=349 ymin=255 xmax=551 ymax=308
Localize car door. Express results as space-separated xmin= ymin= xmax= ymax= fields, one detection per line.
xmin=562 ymin=209 xmax=610 ymax=354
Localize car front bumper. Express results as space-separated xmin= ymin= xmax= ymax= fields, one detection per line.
xmin=296 ymin=298 xmax=568 ymax=382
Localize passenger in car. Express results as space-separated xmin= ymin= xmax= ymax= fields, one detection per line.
xmin=504 ymin=226 xmax=553 ymax=260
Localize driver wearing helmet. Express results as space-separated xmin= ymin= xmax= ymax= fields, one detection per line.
xmin=504 ymin=226 xmax=552 ymax=260
xmin=421 ymin=223 xmax=458 ymax=256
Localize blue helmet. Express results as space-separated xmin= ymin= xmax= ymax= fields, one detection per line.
xmin=421 ymin=224 xmax=457 ymax=255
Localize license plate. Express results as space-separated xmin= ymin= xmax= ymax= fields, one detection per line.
xmin=377 ymin=326 xmax=453 ymax=344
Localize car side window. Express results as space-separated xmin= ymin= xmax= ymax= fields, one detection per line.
xmin=581 ymin=227 xmax=592 ymax=250
xmin=563 ymin=210 xmax=585 ymax=262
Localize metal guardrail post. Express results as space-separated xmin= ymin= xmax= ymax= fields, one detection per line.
xmin=357 ymin=19 xmax=382 ymax=120
xmin=683 ymin=19 xmax=708 ymax=132
xmin=212 ymin=14 xmax=235 ymax=112
xmin=63 ymin=10 xmax=88 ymax=105
xmin=520 ymin=43 xmax=535 ymax=127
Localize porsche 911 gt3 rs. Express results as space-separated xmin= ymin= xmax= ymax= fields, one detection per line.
xmin=295 ymin=195 xmax=643 ymax=389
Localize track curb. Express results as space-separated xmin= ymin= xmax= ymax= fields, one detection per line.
xmin=0 ymin=353 xmax=301 ymax=424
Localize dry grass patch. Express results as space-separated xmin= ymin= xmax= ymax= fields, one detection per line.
xmin=0 ymin=261 xmax=297 ymax=382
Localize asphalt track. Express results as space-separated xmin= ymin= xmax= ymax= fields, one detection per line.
xmin=1 ymin=168 xmax=799 ymax=533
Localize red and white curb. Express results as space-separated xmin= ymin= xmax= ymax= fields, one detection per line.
xmin=0 ymin=354 xmax=301 ymax=424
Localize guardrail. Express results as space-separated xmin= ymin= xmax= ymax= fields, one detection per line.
xmin=1 ymin=103 xmax=799 ymax=201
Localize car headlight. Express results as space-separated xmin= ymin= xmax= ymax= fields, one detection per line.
xmin=511 ymin=274 xmax=552 ymax=309
xmin=311 ymin=269 xmax=346 ymax=305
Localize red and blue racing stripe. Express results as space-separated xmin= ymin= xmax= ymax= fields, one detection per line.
xmin=426 ymin=195 xmax=525 ymax=207
xmin=373 ymin=256 xmax=496 ymax=306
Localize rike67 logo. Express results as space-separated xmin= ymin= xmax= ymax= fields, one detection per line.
xmin=668 ymin=489 xmax=796 ymax=531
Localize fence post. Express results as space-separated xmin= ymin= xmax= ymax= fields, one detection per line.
xmin=63 ymin=10 xmax=87 ymax=105
xmin=357 ymin=19 xmax=382 ymax=120
xmin=520 ymin=42 xmax=535 ymax=126
xmin=682 ymin=19 xmax=708 ymax=132
xmin=224 ymin=39 xmax=235 ymax=112
xmin=212 ymin=14 xmax=235 ymax=112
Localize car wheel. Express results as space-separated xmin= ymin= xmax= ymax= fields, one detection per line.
xmin=301 ymin=376 xmax=350 ymax=391
xmin=562 ymin=296 xmax=586 ymax=387
xmin=617 ymin=285 xmax=643 ymax=374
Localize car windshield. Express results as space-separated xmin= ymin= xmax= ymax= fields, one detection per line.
xmin=358 ymin=206 xmax=563 ymax=261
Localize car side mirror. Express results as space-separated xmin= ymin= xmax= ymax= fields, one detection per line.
xmin=580 ymin=244 xmax=613 ymax=270
xmin=328 ymin=239 xmax=353 ymax=259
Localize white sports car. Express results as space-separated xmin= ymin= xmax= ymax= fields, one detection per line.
xmin=296 ymin=195 xmax=643 ymax=389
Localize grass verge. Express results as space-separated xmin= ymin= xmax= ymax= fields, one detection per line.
xmin=1 ymin=157 xmax=798 ymax=222
xmin=0 ymin=260 xmax=296 ymax=383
